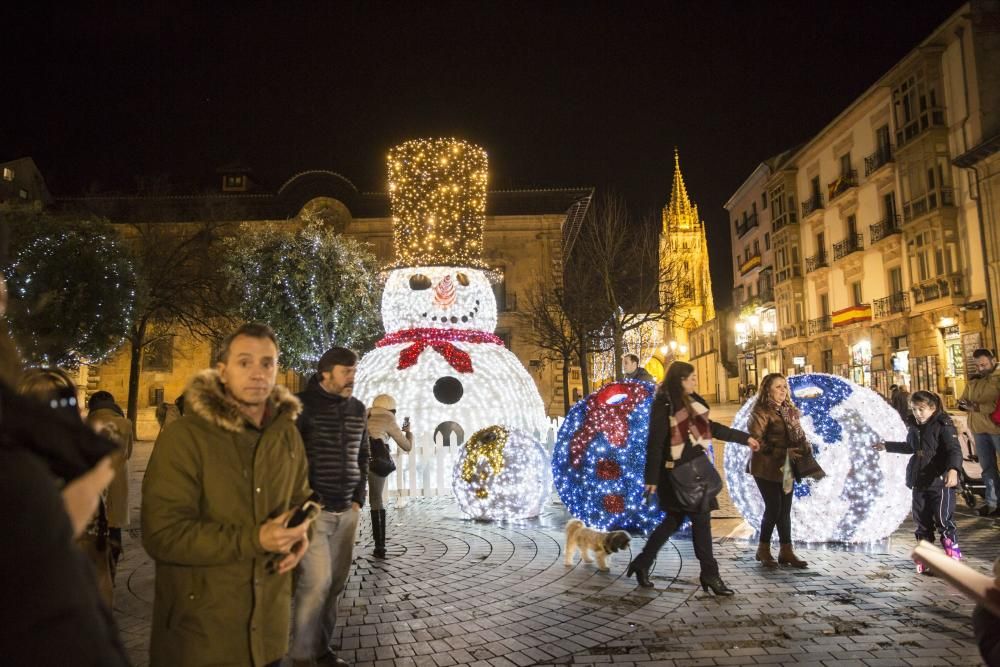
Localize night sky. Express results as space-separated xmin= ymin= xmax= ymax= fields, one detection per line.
xmin=2 ymin=1 xmax=965 ymax=306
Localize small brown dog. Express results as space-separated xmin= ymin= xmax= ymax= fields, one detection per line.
xmin=564 ymin=519 xmax=631 ymax=571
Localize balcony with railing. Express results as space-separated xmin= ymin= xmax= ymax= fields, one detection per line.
xmin=902 ymin=187 xmax=955 ymax=223
xmin=736 ymin=212 xmax=759 ymax=238
xmin=833 ymin=233 xmax=864 ymax=261
xmin=873 ymin=292 xmax=910 ymax=318
xmin=801 ymin=193 xmax=824 ymax=219
xmin=827 ymin=170 xmax=858 ymax=202
xmin=808 ymin=315 xmax=832 ymax=335
xmin=758 ymin=286 xmax=775 ymax=304
xmin=895 ymin=106 xmax=946 ymax=148
xmin=780 ymin=322 xmax=806 ymax=340
xmin=912 ymin=273 xmax=964 ymax=305
xmin=870 ymin=214 xmax=902 ymax=243
xmin=772 ymin=209 xmax=798 ymax=233
xmin=805 ymin=250 xmax=828 ymax=273
xmin=738 ymin=252 xmax=762 ymax=275
xmin=864 ymin=145 xmax=894 ymax=176
xmin=775 ymin=264 xmax=802 ymax=284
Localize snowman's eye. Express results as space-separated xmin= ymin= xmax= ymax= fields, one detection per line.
xmin=409 ymin=274 xmax=431 ymax=290
xmin=456 ymin=272 xmax=470 ymax=287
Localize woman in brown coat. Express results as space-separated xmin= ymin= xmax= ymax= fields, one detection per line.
xmin=746 ymin=373 xmax=824 ymax=568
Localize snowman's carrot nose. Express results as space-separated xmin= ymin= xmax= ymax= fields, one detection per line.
xmin=434 ymin=275 xmax=456 ymax=307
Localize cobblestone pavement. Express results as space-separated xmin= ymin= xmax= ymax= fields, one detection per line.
xmin=113 ymin=406 xmax=998 ymax=666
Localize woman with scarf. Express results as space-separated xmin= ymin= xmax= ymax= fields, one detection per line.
xmin=747 ymin=373 xmax=825 ymax=568
xmin=626 ymin=361 xmax=760 ymax=595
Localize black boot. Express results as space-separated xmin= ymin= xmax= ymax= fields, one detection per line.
xmin=626 ymin=559 xmax=654 ymax=588
xmin=700 ymin=574 xmax=735 ymax=596
xmin=375 ymin=509 xmax=385 ymax=558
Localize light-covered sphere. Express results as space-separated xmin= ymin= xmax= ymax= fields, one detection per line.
xmin=723 ymin=373 xmax=910 ymax=543
xmin=552 ymin=381 xmax=672 ymax=533
xmin=382 ymin=267 xmax=497 ymax=333
xmin=453 ymin=425 xmax=552 ymax=521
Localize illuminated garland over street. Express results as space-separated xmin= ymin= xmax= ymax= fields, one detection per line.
xmin=387 ymin=138 xmax=489 ymax=269
xmin=453 ymin=425 xmax=551 ymax=520
xmin=723 ymin=373 xmax=910 ymax=543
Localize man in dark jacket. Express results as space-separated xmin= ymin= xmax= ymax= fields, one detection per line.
xmin=290 ymin=347 xmax=369 ymax=667
xmin=623 ymin=353 xmax=656 ymax=383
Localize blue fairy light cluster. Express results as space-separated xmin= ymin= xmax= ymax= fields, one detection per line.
xmin=723 ymin=373 xmax=910 ymax=543
xmin=551 ymin=380 xmax=667 ymax=533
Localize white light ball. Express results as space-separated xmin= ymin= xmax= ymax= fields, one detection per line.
xmin=723 ymin=373 xmax=910 ymax=543
xmin=452 ymin=425 xmax=552 ymax=521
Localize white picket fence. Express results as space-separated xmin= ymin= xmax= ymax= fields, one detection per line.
xmin=384 ymin=417 xmax=563 ymax=501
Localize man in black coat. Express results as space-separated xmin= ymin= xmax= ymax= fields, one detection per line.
xmin=289 ymin=347 xmax=369 ymax=667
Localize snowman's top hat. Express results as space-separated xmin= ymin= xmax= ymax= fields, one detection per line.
xmin=386 ymin=138 xmax=490 ymax=270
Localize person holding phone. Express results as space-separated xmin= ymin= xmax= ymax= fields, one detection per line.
xmin=142 ymin=323 xmax=313 ymax=667
xmin=958 ymin=348 xmax=1000 ymax=518
xmin=366 ymin=394 xmax=413 ymax=558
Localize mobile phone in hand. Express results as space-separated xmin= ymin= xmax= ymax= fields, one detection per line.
xmin=286 ymin=496 xmax=321 ymax=528
xmin=402 ymin=416 xmax=410 ymax=429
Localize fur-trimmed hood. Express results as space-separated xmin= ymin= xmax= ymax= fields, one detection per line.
xmin=184 ymin=369 xmax=302 ymax=433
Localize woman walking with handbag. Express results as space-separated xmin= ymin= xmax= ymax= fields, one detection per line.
xmin=626 ymin=361 xmax=760 ymax=594
xmin=746 ymin=374 xmax=825 ymax=569
xmin=366 ymin=394 xmax=413 ymax=558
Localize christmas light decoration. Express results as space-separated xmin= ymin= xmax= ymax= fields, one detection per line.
xmin=5 ymin=228 xmax=135 ymax=368
xmin=452 ymin=425 xmax=552 ymax=520
xmin=388 ymin=139 xmax=489 ymax=270
xmin=355 ymin=141 xmax=548 ymax=450
xmin=552 ymin=380 xmax=672 ymax=533
xmin=722 ymin=373 xmax=910 ymax=543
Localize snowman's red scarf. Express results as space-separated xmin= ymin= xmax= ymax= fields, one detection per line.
xmin=376 ymin=327 xmax=504 ymax=373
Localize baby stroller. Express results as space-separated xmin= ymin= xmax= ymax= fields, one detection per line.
xmin=956 ymin=418 xmax=987 ymax=509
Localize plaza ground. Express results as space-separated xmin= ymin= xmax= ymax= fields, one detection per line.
xmin=112 ymin=404 xmax=997 ymax=666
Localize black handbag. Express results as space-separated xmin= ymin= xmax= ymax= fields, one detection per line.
xmin=667 ymin=437 xmax=723 ymax=512
xmin=369 ymin=437 xmax=396 ymax=477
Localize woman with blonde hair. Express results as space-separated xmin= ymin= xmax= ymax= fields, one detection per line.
xmin=746 ymin=373 xmax=825 ymax=568
xmin=366 ymin=393 xmax=412 ymax=558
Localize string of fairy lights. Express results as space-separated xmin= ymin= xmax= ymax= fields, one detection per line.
xmin=387 ymin=138 xmax=489 ymax=270
xmin=5 ymin=229 xmax=135 ymax=368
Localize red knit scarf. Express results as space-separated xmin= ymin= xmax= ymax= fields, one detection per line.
xmin=670 ymin=401 xmax=712 ymax=449
xmin=376 ymin=327 xmax=504 ymax=373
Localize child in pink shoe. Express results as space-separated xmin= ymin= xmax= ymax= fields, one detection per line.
xmin=880 ymin=391 xmax=964 ymax=573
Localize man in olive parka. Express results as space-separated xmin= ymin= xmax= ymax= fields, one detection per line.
xmin=142 ymin=323 xmax=313 ymax=667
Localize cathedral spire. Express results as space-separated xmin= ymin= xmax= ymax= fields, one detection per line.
xmin=664 ymin=148 xmax=699 ymax=231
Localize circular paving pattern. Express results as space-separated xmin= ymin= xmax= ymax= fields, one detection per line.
xmin=337 ymin=498 xmax=688 ymax=663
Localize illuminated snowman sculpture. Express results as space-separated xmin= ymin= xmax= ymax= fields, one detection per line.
xmin=354 ymin=139 xmax=548 ymax=448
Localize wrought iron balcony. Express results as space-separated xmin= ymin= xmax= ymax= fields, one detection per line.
xmin=833 ymin=233 xmax=864 ymax=260
xmin=772 ymin=210 xmax=798 ymax=233
xmin=739 ymin=252 xmax=762 ymax=275
xmin=808 ymin=315 xmax=832 ymax=335
xmin=805 ymin=250 xmax=828 ymax=273
xmin=873 ymin=292 xmax=909 ymax=318
xmin=775 ymin=264 xmax=802 ymax=284
xmin=758 ymin=287 xmax=775 ymax=304
xmin=736 ymin=212 xmax=759 ymax=238
xmin=781 ymin=323 xmax=806 ymax=340
xmin=864 ymin=145 xmax=894 ymax=176
xmin=828 ymin=170 xmax=858 ymax=201
xmin=801 ymin=193 xmax=824 ymax=218
xmin=912 ymin=273 xmax=964 ymax=305
xmin=902 ymin=187 xmax=955 ymax=223
xmin=870 ymin=215 xmax=902 ymax=243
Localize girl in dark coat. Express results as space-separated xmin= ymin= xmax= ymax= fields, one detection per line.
xmin=746 ymin=373 xmax=825 ymax=569
xmin=626 ymin=361 xmax=760 ymax=595
xmin=880 ymin=390 xmax=963 ymax=573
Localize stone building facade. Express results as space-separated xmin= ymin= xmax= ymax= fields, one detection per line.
xmin=729 ymin=0 xmax=1000 ymax=405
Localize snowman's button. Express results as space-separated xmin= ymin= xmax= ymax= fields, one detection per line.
xmin=433 ymin=377 xmax=464 ymax=404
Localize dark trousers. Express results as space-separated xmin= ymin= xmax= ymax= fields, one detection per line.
xmin=635 ymin=509 xmax=718 ymax=577
xmin=754 ymin=477 xmax=793 ymax=544
xmin=912 ymin=484 xmax=957 ymax=543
